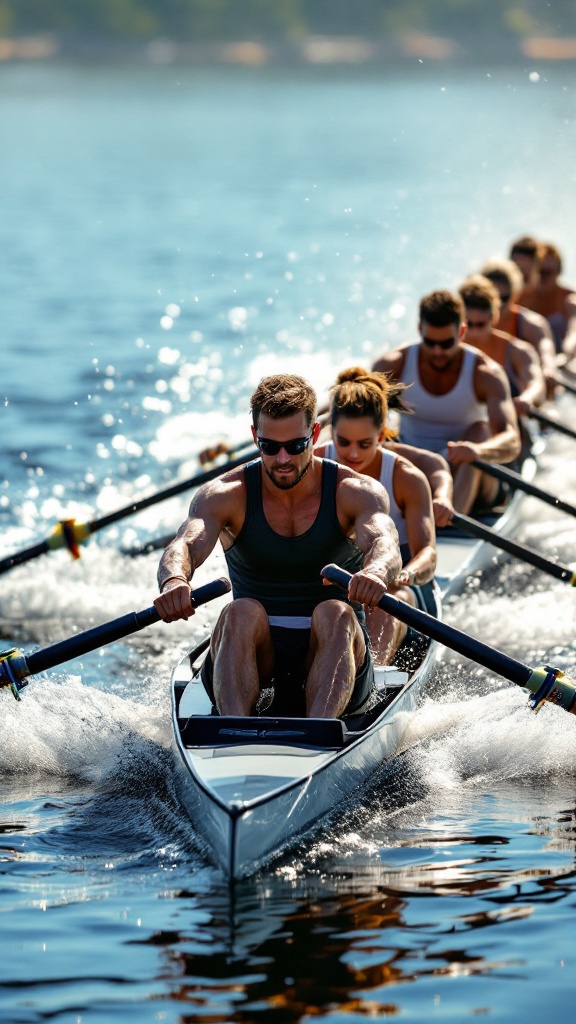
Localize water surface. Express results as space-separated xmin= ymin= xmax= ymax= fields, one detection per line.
xmin=1 ymin=62 xmax=576 ymax=1022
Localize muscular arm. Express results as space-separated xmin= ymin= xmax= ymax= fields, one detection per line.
xmin=389 ymin=442 xmax=454 ymax=527
xmin=476 ymin=362 xmax=521 ymax=462
xmin=154 ymin=473 xmax=242 ymax=621
xmin=371 ymin=348 xmax=406 ymax=379
xmin=337 ymin=475 xmax=402 ymax=606
xmin=508 ymin=339 xmax=546 ymax=414
xmin=516 ymin=306 xmax=557 ymax=378
xmin=393 ymin=459 xmax=436 ymax=585
xmin=562 ymin=293 xmax=576 ymax=356
xmin=447 ymin=360 xmax=521 ymax=466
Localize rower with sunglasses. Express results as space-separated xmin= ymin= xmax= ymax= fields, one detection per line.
xmin=154 ymin=373 xmax=402 ymax=719
xmin=372 ymin=289 xmax=521 ymax=515
xmin=518 ymin=242 xmax=576 ymax=357
xmin=478 ymin=257 xmax=557 ymax=395
xmin=458 ymin=275 xmax=546 ymax=420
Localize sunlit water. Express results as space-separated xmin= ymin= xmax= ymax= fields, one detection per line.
xmin=1 ymin=62 xmax=576 ymax=1023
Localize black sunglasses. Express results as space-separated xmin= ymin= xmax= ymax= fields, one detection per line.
xmin=421 ymin=335 xmax=456 ymax=351
xmin=466 ymin=319 xmax=490 ymax=329
xmin=257 ymin=434 xmax=312 ymax=456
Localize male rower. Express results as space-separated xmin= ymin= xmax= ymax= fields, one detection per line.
xmin=478 ymin=257 xmax=557 ymax=391
xmin=154 ymin=374 xmax=402 ymax=719
xmin=509 ymin=235 xmax=542 ymax=292
xmin=372 ymin=290 xmax=521 ymax=515
xmin=520 ymin=242 xmax=576 ymax=357
xmin=458 ymin=275 xmax=546 ymax=418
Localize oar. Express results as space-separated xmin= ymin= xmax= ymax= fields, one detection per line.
xmin=472 ymin=459 xmax=576 ymax=519
xmin=528 ymin=408 xmax=576 ymax=442
xmin=0 ymin=447 xmax=257 ymax=577
xmin=321 ymin=564 xmax=576 ymax=716
xmin=448 ymin=511 xmax=576 ymax=586
xmin=548 ymin=371 xmax=576 ymax=398
xmin=123 ymin=532 xmax=176 ymax=558
xmin=0 ymin=577 xmax=230 ymax=700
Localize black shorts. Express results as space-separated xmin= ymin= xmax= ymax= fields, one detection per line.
xmin=201 ymin=619 xmax=374 ymax=718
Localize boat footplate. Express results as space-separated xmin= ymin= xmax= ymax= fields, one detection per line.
xmin=180 ymin=715 xmax=346 ymax=749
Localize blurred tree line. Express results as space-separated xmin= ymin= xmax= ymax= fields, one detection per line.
xmin=0 ymin=0 xmax=574 ymax=42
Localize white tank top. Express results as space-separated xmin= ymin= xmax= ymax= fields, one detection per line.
xmin=324 ymin=445 xmax=408 ymax=547
xmin=399 ymin=342 xmax=488 ymax=454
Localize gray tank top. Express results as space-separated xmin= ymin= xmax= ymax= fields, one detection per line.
xmin=399 ymin=342 xmax=488 ymax=454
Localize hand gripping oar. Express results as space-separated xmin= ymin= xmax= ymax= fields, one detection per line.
xmin=0 ymin=448 xmax=257 ymax=577
xmin=448 ymin=511 xmax=576 ymax=586
xmin=527 ymin=408 xmax=576 ymax=442
xmin=0 ymin=577 xmax=230 ymax=700
xmin=472 ymin=459 xmax=576 ymax=519
xmin=321 ymin=564 xmax=576 ymax=716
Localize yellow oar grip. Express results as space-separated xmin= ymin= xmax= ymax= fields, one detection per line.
xmin=48 ymin=519 xmax=91 ymax=558
xmin=526 ymin=665 xmax=576 ymax=714
xmin=570 ymin=571 xmax=576 ymax=587
xmin=0 ymin=647 xmax=28 ymax=700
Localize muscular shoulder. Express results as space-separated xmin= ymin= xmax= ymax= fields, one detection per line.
xmin=336 ymin=465 xmax=390 ymax=515
xmin=473 ymin=349 xmax=510 ymax=397
xmin=393 ymin=453 xmax=429 ymax=488
xmin=517 ymin=304 xmax=552 ymax=338
xmin=390 ymin=441 xmax=449 ymax=474
xmin=188 ymin=464 xmax=246 ymax=519
xmin=497 ymin=329 xmax=536 ymax=361
xmin=371 ymin=345 xmax=409 ymax=376
xmin=392 ymin=455 xmax=432 ymax=504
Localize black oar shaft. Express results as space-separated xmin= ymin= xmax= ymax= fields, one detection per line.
xmin=321 ymin=564 xmax=576 ymax=714
xmin=123 ymin=532 xmax=175 ymax=558
xmin=549 ymin=372 xmax=576 ymax=397
xmin=472 ymin=459 xmax=576 ymax=519
xmin=450 ymin=511 xmax=576 ymax=584
xmin=528 ymin=408 xmax=576 ymax=442
xmin=89 ymin=449 xmax=257 ymax=532
xmin=0 ymin=449 xmax=257 ymax=577
xmin=322 ymin=564 xmax=530 ymax=686
xmin=24 ymin=578 xmax=230 ymax=677
xmin=0 ymin=540 xmax=50 ymax=575
xmin=25 ymin=608 xmax=158 ymax=675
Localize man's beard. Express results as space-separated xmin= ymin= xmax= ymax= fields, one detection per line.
xmin=263 ymin=458 xmax=312 ymax=490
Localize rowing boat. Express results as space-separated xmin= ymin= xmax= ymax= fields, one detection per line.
xmin=170 ymin=452 xmax=537 ymax=879
xmin=171 ymin=584 xmax=439 ymax=879
xmin=436 ymin=446 xmax=540 ymax=596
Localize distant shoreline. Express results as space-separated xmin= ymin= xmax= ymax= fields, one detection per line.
xmin=1 ymin=31 xmax=576 ymax=67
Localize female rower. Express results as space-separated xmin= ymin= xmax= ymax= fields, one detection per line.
xmin=315 ymin=366 xmax=440 ymax=666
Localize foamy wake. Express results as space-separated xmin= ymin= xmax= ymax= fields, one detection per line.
xmin=402 ymin=685 xmax=576 ymax=791
xmin=0 ymin=674 xmax=170 ymax=783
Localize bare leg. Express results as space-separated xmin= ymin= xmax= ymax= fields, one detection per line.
xmin=306 ymin=600 xmax=366 ymax=718
xmin=211 ymin=599 xmax=274 ymax=715
xmin=365 ymin=582 xmax=413 ymax=666
xmin=452 ymin=421 xmax=499 ymax=514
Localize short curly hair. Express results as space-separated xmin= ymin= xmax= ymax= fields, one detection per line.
xmin=419 ymin=290 xmax=465 ymax=328
xmin=250 ymin=374 xmax=317 ymax=430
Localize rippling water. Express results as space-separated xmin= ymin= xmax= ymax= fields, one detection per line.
xmin=1 ymin=61 xmax=576 ymax=1022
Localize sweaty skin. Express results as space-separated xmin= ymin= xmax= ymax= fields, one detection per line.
xmin=373 ymin=321 xmax=521 ymax=514
xmin=154 ymin=411 xmax=402 ymax=716
xmin=316 ymin=413 xmax=436 ymax=664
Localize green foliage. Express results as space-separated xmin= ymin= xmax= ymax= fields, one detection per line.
xmin=2 ymin=0 xmax=574 ymax=42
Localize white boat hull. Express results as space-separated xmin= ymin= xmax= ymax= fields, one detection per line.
xmin=171 ymin=599 xmax=438 ymax=878
xmin=171 ymin=451 xmax=537 ymax=877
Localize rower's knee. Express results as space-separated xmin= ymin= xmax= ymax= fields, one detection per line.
xmin=311 ymin=600 xmax=364 ymax=656
xmin=215 ymin=598 xmax=268 ymax=645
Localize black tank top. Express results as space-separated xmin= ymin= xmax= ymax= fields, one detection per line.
xmin=224 ymin=459 xmax=364 ymax=617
